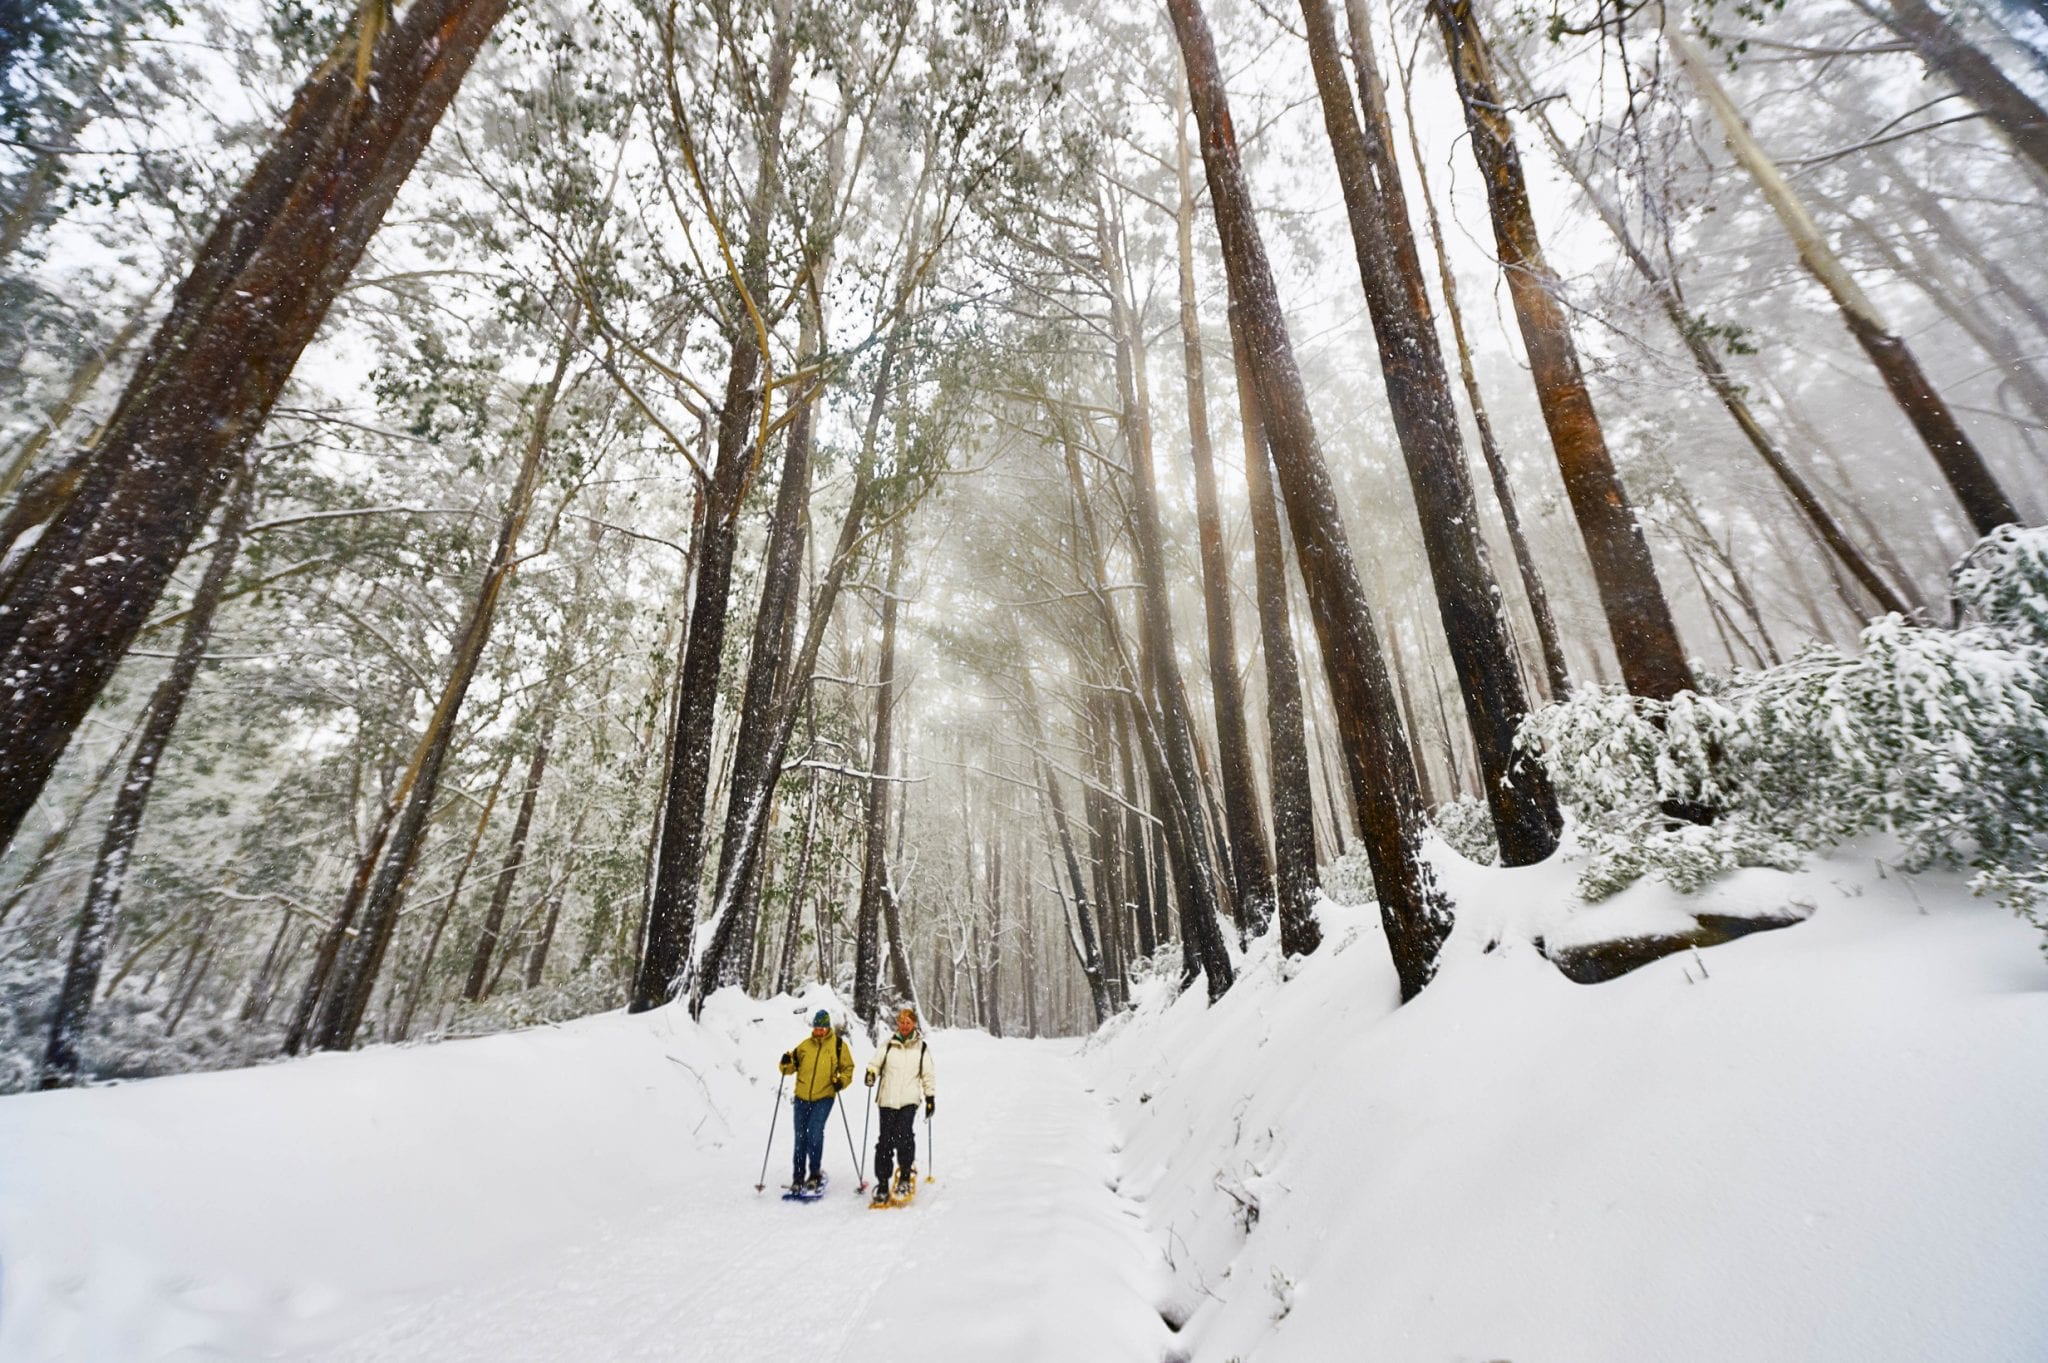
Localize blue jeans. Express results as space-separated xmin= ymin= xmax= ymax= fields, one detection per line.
xmin=792 ymin=1095 xmax=834 ymax=1182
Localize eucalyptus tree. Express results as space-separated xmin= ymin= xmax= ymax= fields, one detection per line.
xmin=1426 ymin=0 xmax=1697 ymax=703
xmin=0 ymin=0 xmax=512 ymax=854
xmin=1293 ymin=0 xmax=1561 ymax=865
xmin=1167 ymin=0 xmax=1450 ymax=1000
xmin=1659 ymin=9 xmax=2022 ymax=537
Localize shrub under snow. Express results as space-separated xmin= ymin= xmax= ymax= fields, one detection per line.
xmin=1520 ymin=526 xmax=2048 ymax=940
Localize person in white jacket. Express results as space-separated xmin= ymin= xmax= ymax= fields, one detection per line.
xmin=864 ymin=1006 xmax=935 ymax=1202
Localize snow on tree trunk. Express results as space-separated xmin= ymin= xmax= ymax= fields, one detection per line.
xmin=1167 ymin=0 xmax=1450 ymax=1000
xmin=1429 ymin=0 xmax=1697 ymax=703
xmin=853 ymin=522 xmax=907 ymax=1026
xmin=0 ymin=0 xmax=511 ymax=854
xmin=1226 ymin=309 xmax=1322 ymax=961
xmin=1660 ymin=11 xmax=2021 ymax=538
xmin=311 ymin=313 xmax=575 ymax=1052
xmin=1296 ymin=0 xmax=1560 ymax=866
xmin=38 ymin=452 xmax=258 ymax=1089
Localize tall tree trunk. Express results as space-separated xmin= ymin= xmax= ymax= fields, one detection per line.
xmin=1172 ymin=92 xmax=1276 ymax=939
xmin=1497 ymin=54 xmax=1915 ymax=618
xmin=1429 ymin=0 xmax=1696 ymax=701
xmin=37 ymin=453 xmax=258 ymax=1088
xmin=311 ymin=312 xmax=575 ymax=1051
xmin=1382 ymin=7 xmax=1570 ymax=699
xmin=1168 ymin=0 xmax=1450 ymax=999
xmin=0 ymin=0 xmax=510 ymax=854
xmin=685 ymin=305 xmax=907 ymax=1012
xmin=284 ymin=790 xmax=396 ymax=1054
xmin=696 ymin=122 xmax=846 ymax=995
xmin=852 ymin=523 xmax=907 ymax=1024
xmin=1110 ymin=696 xmax=1157 ymax=960
xmin=773 ymin=775 xmax=821 ymax=995
xmin=631 ymin=0 xmax=798 ymax=1013
xmin=1296 ymin=0 xmax=1560 ymax=864
xmin=1858 ymin=0 xmax=2048 ymax=179
xmin=1228 ymin=312 xmax=1322 ymax=958
xmin=1098 ymin=195 xmax=1236 ymax=998
xmin=524 ymin=799 xmax=591 ymax=990
xmin=466 ymin=712 xmax=555 ymax=1002
xmin=1838 ymin=204 xmax=2048 ymax=431
xmin=1661 ymin=13 xmax=2022 ymax=535
xmin=396 ymin=749 xmax=511 ymax=1039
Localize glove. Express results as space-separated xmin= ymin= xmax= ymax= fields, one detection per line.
xmin=925 ymin=1097 xmax=935 ymax=1118
xmin=864 ymin=1072 xmax=875 ymax=1087
xmin=834 ymin=1079 xmax=847 ymax=1093
xmin=779 ymin=1052 xmax=793 ymax=1067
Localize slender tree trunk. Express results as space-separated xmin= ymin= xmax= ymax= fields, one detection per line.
xmin=312 ymin=312 xmax=575 ymax=1051
xmin=524 ymin=799 xmax=592 ymax=991
xmin=0 ymin=0 xmax=510 ymax=854
xmin=1110 ymin=697 xmax=1157 ymax=960
xmin=466 ymin=714 xmax=554 ymax=1002
xmin=773 ymin=776 xmax=821 ymax=995
xmin=1430 ymin=0 xmax=1696 ymax=701
xmin=1296 ymin=0 xmax=1560 ymax=863
xmin=1878 ymin=147 xmax=2048 ymax=346
xmin=240 ymin=916 xmax=298 ymax=1026
xmin=1168 ymin=0 xmax=1451 ymax=999
xmin=1098 ymin=196 xmax=1236 ymax=997
xmin=164 ymin=931 xmax=217 ymax=1037
xmin=1858 ymin=0 xmax=2048 ymax=179
xmin=852 ymin=523 xmax=907 ymax=1024
xmin=1662 ymin=13 xmax=2021 ymax=535
xmin=37 ymin=453 xmax=258 ymax=1088
xmin=1499 ymin=57 xmax=1916 ymax=617
xmin=1226 ymin=311 xmax=1322 ymax=958
xmin=283 ymin=793 xmax=396 ymax=1054
xmin=1383 ymin=8 xmax=1570 ymax=699
xmin=396 ymin=749 xmax=510 ymax=1039
xmin=1172 ymin=92 xmax=1275 ymax=938
xmin=632 ymin=0 xmax=799 ymax=1013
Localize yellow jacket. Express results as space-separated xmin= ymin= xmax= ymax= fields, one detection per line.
xmin=779 ymin=1031 xmax=853 ymax=1102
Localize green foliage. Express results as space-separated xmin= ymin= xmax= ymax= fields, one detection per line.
xmin=1522 ymin=529 xmax=2048 ymax=942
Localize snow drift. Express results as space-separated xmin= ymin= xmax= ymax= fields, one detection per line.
xmin=1091 ymin=843 xmax=2048 ymax=1362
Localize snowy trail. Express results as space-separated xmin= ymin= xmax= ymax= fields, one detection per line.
xmin=299 ymin=1033 xmax=1170 ymax=1363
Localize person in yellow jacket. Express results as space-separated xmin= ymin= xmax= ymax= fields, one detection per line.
xmin=778 ymin=1009 xmax=853 ymax=1191
xmin=863 ymin=1006 xmax=935 ymax=1203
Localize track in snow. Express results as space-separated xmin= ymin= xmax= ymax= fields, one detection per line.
xmin=304 ymin=1033 xmax=1171 ymax=1363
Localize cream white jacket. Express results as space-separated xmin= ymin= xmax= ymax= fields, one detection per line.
xmin=865 ymin=1032 xmax=935 ymax=1109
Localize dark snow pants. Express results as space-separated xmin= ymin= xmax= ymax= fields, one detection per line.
xmin=875 ymin=1103 xmax=917 ymax=1187
xmin=792 ymin=1095 xmax=834 ymax=1183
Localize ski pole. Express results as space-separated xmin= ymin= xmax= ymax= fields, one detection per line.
xmin=755 ymin=1073 xmax=787 ymax=1193
xmin=860 ymin=1078 xmax=874 ymax=1187
xmin=838 ymin=1092 xmax=868 ymax=1192
xmin=926 ymin=1105 xmax=935 ymax=1184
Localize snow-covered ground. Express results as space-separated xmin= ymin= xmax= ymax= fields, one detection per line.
xmin=2 ymin=841 xmax=2045 ymax=1362
xmin=1093 ymin=843 xmax=2048 ymax=1362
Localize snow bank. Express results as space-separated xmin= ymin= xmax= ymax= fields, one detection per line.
xmin=1091 ymin=846 xmax=2048 ymax=1362
xmin=0 ymin=984 xmax=844 ymax=1360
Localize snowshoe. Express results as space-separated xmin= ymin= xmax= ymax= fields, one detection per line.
xmin=781 ymin=1173 xmax=828 ymax=1203
xmin=869 ymin=1183 xmax=892 ymax=1208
